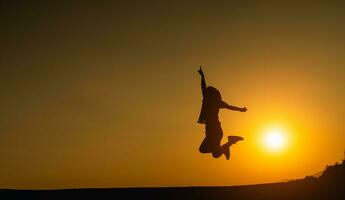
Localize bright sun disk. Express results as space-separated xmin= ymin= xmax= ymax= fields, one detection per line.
xmin=263 ymin=128 xmax=286 ymax=151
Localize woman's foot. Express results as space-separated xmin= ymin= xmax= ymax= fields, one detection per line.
xmin=228 ymin=136 xmax=244 ymax=146
xmin=224 ymin=146 xmax=230 ymax=160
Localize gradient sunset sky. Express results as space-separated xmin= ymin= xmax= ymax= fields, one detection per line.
xmin=1 ymin=1 xmax=345 ymax=189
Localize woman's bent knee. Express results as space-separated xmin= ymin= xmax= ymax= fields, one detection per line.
xmin=199 ymin=146 xmax=210 ymax=153
xmin=212 ymin=151 xmax=222 ymax=158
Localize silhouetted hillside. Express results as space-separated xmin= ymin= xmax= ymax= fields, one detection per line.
xmin=1 ymin=156 xmax=345 ymax=200
xmin=286 ymin=155 xmax=345 ymax=199
xmin=319 ymin=158 xmax=345 ymax=183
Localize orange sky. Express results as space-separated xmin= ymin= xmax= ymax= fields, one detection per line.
xmin=1 ymin=1 xmax=345 ymax=189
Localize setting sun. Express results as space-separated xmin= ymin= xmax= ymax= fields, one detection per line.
xmin=263 ymin=128 xmax=287 ymax=152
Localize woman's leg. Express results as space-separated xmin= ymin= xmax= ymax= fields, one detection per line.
xmin=211 ymin=150 xmax=223 ymax=158
xmin=210 ymin=133 xmax=224 ymax=158
xmin=210 ymin=124 xmax=228 ymax=158
xmin=211 ymin=143 xmax=230 ymax=158
xmin=202 ymin=122 xmax=225 ymax=158
xmin=199 ymin=136 xmax=213 ymax=153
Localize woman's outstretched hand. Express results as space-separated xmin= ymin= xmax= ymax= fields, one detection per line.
xmin=198 ymin=66 xmax=204 ymax=76
xmin=241 ymin=107 xmax=247 ymax=112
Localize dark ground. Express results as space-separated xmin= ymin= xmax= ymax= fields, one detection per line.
xmin=1 ymin=180 xmax=344 ymax=200
xmin=1 ymin=160 xmax=344 ymax=199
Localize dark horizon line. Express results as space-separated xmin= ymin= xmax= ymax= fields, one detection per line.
xmin=0 ymin=180 xmax=299 ymax=191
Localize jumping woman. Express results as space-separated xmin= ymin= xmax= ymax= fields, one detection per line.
xmin=197 ymin=67 xmax=247 ymax=160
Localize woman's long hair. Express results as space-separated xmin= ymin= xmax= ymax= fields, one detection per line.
xmin=205 ymin=86 xmax=222 ymax=106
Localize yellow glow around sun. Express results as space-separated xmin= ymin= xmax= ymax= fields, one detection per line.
xmin=262 ymin=128 xmax=287 ymax=152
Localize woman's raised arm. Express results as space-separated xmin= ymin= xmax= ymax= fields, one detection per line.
xmin=198 ymin=66 xmax=207 ymax=97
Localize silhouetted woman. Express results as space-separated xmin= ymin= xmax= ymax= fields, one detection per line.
xmin=197 ymin=67 xmax=247 ymax=160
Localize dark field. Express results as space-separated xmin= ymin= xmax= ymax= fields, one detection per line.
xmin=1 ymin=180 xmax=344 ymax=200
xmin=2 ymin=160 xmax=344 ymax=199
